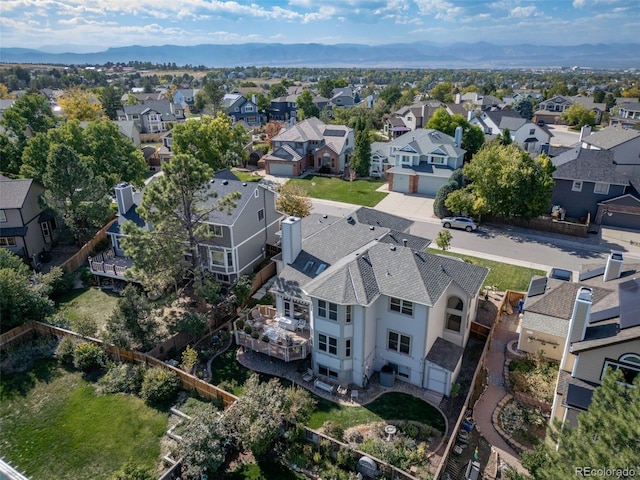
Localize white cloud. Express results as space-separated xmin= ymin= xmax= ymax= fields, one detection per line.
xmin=414 ymin=0 xmax=463 ymax=20
xmin=510 ymin=5 xmax=537 ymax=17
xmin=573 ymin=0 xmax=587 ymax=7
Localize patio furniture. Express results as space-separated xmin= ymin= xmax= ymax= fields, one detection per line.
xmin=277 ymin=316 xmax=296 ymax=331
xmin=302 ymin=368 xmax=314 ymax=382
xmin=296 ymin=320 xmax=306 ymax=332
xmin=337 ymin=384 xmax=348 ymax=396
xmin=350 ymin=389 xmax=359 ymax=403
xmin=314 ymin=379 xmax=335 ymax=394
xmin=251 ymin=309 xmax=261 ymax=320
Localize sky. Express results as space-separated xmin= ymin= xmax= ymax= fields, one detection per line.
xmin=1 ymin=0 xmax=639 ymax=52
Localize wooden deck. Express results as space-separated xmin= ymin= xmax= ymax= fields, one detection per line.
xmin=88 ymin=249 xmax=134 ymax=279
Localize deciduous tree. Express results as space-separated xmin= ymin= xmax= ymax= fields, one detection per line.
xmin=436 ymin=229 xmax=452 ymax=251
xmin=296 ymin=89 xmax=319 ymax=120
xmin=58 ymin=87 xmax=105 ymax=121
xmin=275 ymin=182 xmax=312 ymax=218
xmin=429 ymin=81 xmax=454 ymax=102
xmin=103 ymin=285 xmax=158 ymax=351
xmin=513 ymin=99 xmax=534 ymax=120
xmin=0 ymin=92 xmax=55 ymax=146
xmin=171 ymin=113 xmax=249 ymax=170
xmin=560 ymin=104 xmax=596 ymax=128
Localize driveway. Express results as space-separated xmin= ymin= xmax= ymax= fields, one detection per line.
xmin=546 ymin=124 xmax=581 ymax=147
xmin=374 ymin=183 xmax=438 ymax=223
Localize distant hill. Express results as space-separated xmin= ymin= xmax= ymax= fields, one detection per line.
xmin=1 ymin=42 xmax=638 ymax=69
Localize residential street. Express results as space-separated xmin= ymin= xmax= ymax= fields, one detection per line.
xmin=310 ymin=195 xmax=640 ymax=275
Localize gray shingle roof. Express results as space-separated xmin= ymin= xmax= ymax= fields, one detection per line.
xmin=200 ymin=169 xmax=264 ymax=226
xmin=525 ymin=282 xmax=614 ymax=320
xmin=352 ymin=207 xmax=413 ymax=233
xmin=426 ymin=337 xmax=464 ymax=371
xmin=0 ymin=176 xmax=33 ymax=209
xmin=581 ymin=126 xmax=640 ymax=150
xmin=552 ymin=147 xmax=635 ymax=185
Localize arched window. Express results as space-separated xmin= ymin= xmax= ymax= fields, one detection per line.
xmin=620 ymin=354 xmax=640 ymax=366
xmin=322 ymin=153 xmax=331 ymax=166
xmin=446 ymin=296 xmax=464 ymax=333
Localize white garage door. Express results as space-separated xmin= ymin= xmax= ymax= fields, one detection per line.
xmin=269 ymin=163 xmax=294 ymax=176
xmin=417 ymin=176 xmax=446 ymax=196
xmin=392 ymin=174 xmax=411 ymax=193
xmin=426 ymin=365 xmax=449 ymax=395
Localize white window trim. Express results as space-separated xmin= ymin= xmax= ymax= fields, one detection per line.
xmin=210 ymin=224 xmax=223 ymax=237
xmin=602 ymin=359 xmax=640 ymax=386
xmin=387 ymin=330 xmax=411 ymax=355
xmin=572 ymin=181 xmax=583 ymax=192
xmin=0 ymin=210 xmax=6 ymax=222
xmin=594 ymin=182 xmax=610 ymax=195
xmin=390 ymin=297 xmax=413 ymax=316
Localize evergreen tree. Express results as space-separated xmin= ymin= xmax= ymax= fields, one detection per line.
xmin=351 ymin=116 xmax=371 ymax=177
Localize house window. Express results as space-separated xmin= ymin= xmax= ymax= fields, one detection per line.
xmin=227 ymin=251 xmax=233 ymax=267
xmin=390 ymin=297 xmax=413 ymax=316
xmin=318 ymin=300 xmax=326 ymax=318
xmin=210 ymin=249 xmax=225 ymax=266
xmin=446 ymin=296 xmax=464 ymax=333
xmin=345 ymin=339 xmax=351 ymax=358
xmin=318 ymin=364 xmax=339 ymax=380
xmin=388 ymin=363 xmax=411 ymax=379
xmin=388 ymin=331 xmax=411 ymax=355
xmin=346 ymin=305 xmax=352 ymax=323
xmin=529 ymin=129 xmax=535 ymax=135
xmin=0 ymin=210 xmax=5 ymax=222
xmin=602 ymin=358 xmax=640 ymax=386
xmin=216 ymin=273 xmax=230 ymax=283
xmin=329 ymin=302 xmax=338 ymax=321
xmin=258 ymin=209 xmax=264 ymax=221
xmin=594 ymin=182 xmax=610 ymax=195
xmin=284 ymin=300 xmax=291 ymax=317
xmin=210 ymin=224 xmax=223 ymax=237
xmin=572 ymin=181 xmax=583 ymax=192
xmin=0 ymin=237 xmax=16 ymax=247
xmin=318 ymin=334 xmax=338 ymax=355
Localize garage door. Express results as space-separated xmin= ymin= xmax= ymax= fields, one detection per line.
xmin=417 ymin=176 xmax=446 ymax=196
xmin=601 ymin=212 xmax=640 ymax=230
xmin=268 ymin=163 xmax=294 ymax=176
xmin=426 ymin=365 xmax=449 ymax=395
xmin=392 ymin=174 xmax=410 ymax=193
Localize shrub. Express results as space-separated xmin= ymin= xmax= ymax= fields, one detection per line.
xmin=509 ymin=358 xmax=535 ymax=373
xmin=73 ymin=342 xmax=106 ymax=371
xmin=140 ymin=367 xmax=180 ymax=405
xmin=99 ymin=363 xmax=144 ymax=394
xmin=45 ymin=312 xmax=71 ymax=329
xmin=336 ymin=446 xmax=355 ymax=469
xmin=231 ymin=275 xmax=253 ymax=308
xmin=73 ymin=314 xmax=98 ymax=337
xmin=323 ymin=421 xmax=344 ymax=442
xmin=344 ymin=429 xmax=363 ymax=444
xmin=450 ymin=382 xmax=462 ymax=398
xmin=55 ymin=336 xmax=77 ymax=365
xmin=244 ymin=325 xmax=252 ymax=335
xmin=235 ymin=319 xmax=245 ymax=330
xmin=251 ymin=331 xmax=259 ymax=339
xmin=262 ymin=334 xmax=270 ymax=342
xmin=402 ymin=422 xmax=420 ymax=439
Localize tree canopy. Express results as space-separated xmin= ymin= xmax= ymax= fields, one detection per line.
xmin=171 ymin=112 xmax=249 ymax=171
xmin=460 ymin=144 xmax=554 ymax=219
xmin=121 ymin=154 xmax=239 ymax=294
xmin=513 ymin=99 xmax=535 ymax=120
xmin=275 ymin=182 xmax=312 ymax=218
xmin=522 ymin=369 xmax=640 ymax=480
xmin=296 ymin=89 xmax=319 ymax=120
xmin=560 ymin=104 xmax=597 ymax=128
xmin=351 ymin=115 xmax=372 ymax=176
xmin=0 ymin=92 xmax=56 ymax=147
xmin=425 ymin=108 xmax=484 ymax=159
xmin=57 ymin=87 xmax=106 ymax=121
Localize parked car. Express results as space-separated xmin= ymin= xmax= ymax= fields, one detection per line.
xmin=441 ymin=216 xmax=478 ymax=232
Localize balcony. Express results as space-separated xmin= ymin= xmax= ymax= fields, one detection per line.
xmin=88 ymin=248 xmax=134 ymax=280
xmin=234 ymin=305 xmax=311 ymax=363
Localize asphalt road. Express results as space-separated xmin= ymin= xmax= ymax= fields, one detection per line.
xmin=310 ymin=198 xmax=610 ymax=273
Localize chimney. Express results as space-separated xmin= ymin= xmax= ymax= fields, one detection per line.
xmin=561 ymin=287 xmax=593 ymax=371
xmin=579 ymin=125 xmax=592 ymax=141
xmin=252 ymin=94 xmax=257 ymax=105
xmin=281 ymin=216 xmax=302 ymax=265
xmin=454 ymin=126 xmax=463 ymax=148
xmin=467 ymin=110 xmax=475 ymax=121
xmin=115 ymin=182 xmax=134 ymax=216
xmin=455 ymin=93 xmax=462 ymax=104
xmin=604 ymin=251 xmax=624 ymax=282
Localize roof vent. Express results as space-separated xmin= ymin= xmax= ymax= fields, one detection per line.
xmin=402 ymin=239 xmax=408 ymax=247
xmin=369 ymin=226 xmax=375 ymax=230
xmin=322 ymin=214 xmax=328 ymax=219
xmin=242 ymin=182 xmax=247 ymax=186
xmin=389 ymin=246 xmax=396 ymax=251
xmin=210 ymin=179 xmax=215 ymax=183
xmin=222 ymin=180 xmax=229 ymax=185
xmin=386 ymin=270 xmax=391 ymax=276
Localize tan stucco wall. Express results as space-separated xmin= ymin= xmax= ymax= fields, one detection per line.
xmin=573 ymin=338 xmax=640 ymax=384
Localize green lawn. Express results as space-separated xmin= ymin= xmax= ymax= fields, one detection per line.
xmin=0 ymin=359 xmax=167 ymax=480
xmin=232 ymin=170 xmax=262 ymax=183
xmin=287 ymin=175 xmax=387 ymax=207
xmin=427 ymin=249 xmax=545 ymax=292
xmin=308 ymin=392 xmax=446 ymax=431
xmin=224 ymin=460 xmax=306 ymax=480
xmin=56 ymin=287 xmax=120 ymax=333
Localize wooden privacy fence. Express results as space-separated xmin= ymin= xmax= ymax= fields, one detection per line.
xmin=60 ymin=219 xmax=115 ymax=274
xmin=250 ymin=261 xmax=276 ymax=296
xmin=3 ymin=321 xmax=238 ymax=408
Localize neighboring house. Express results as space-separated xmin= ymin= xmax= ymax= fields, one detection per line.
xmin=469 ymin=110 xmax=550 ymax=154
xmin=268 ymin=94 xmax=299 ymax=122
xmin=120 ymin=92 xmax=166 ymax=103
xmin=89 ymin=170 xmax=283 ymax=285
xmin=609 ymin=102 xmax=640 ymax=130
xmin=0 ymin=175 xmax=58 ymax=266
xmin=518 ymin=253 xmax=640 ymax=426
xmin=372 ymin=128 xmax=465 ymax=196
xmin=116 ymin=100 xmax=185 ymax=134
xmin=535 ymin=95 xmax=606 ymax=125
xmin=221 ymin=94 xmax=265 ymax=126
xmin=172 ymin=88 xmax=199 ymax=111
xmin=580 ymin=126 xmax=640 ymax=175
xmin=455 ymin=92 xmax=501 ymax=111
xmin=268 ymin=211 xmax=488 ymax=395
xmin=113 ymin=120 xmax=142 ymax=148
xmin=551 ymin=146 xmax=640 ymax=227
xmin=0 ymin=99 xmax=15 ymax=123
xmin=384 ymin=101 xmax=446 ymax=139
xmin=330 ymin=87 xmax=359 ymax=108
xmin=264 ymin=117 xmax=353 ymax=177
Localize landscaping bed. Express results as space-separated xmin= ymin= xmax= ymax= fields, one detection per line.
xmin=508 ymin=354 xmax=558 ymax=404
xmin=499 ymin=399 xmax=547 ymax=451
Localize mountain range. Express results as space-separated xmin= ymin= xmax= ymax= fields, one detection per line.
xmin=1 ymin=42 xmax=638 ymax=69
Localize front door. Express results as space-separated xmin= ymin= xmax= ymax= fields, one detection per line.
xmin=40 ymin=221 xmax=51 ymax=244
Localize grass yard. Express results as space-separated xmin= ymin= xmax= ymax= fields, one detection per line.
xmin=427 ymin=249 xmax=545 ymax=292
xmin=287 ymin=175 xmax=387 ymax=207
xmin=0 ymin=359 xmax=167 ymax=480
xmin=224 ymin=460 xmax=306 ymax=480
xmin=56 ymin=287 xmax=120 ymax=333
xmin=308 ymin=392 xmax=446 ymax=432
xmin=231 ymin=169 xmax=262 ymax=183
